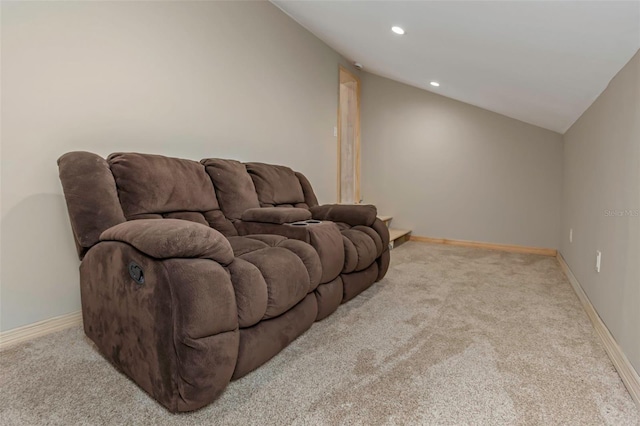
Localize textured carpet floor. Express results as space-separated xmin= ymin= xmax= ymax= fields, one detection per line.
xmin=1 ymin=242 xmax=639 ymax=425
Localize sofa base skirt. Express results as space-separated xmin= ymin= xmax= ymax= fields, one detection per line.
xmin=376 ymin=249 xmax=391 ymax=282
xmin=232 ymin=294 xmax=318 ymax=380
xmin=314 ymin=276 xmax=343 ymax=321
xmin=341 ymin=262 xmax=379 ymax=303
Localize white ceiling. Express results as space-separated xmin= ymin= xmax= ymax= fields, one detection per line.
xmin=273 ymin=1 xmax=640 ymax=133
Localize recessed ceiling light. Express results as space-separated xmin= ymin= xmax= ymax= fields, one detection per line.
xmin=391 ymin=26 xmax=405 ymax=35
xmin=430 ymin=81 xmax=440 ymax=87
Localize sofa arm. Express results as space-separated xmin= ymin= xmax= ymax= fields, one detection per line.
xmin=309 ymin=204 xmax=377 ymax=227
xmin=241 ymin=207 xmax=311 ymax=224
xmin=100 ymin=219 xmax=233 ymax=265
xmin=80 ymin=240 xmax=238 ymax=412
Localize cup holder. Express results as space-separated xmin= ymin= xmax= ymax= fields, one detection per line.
xmin=290 ymin=219 xmax=322 ymax=226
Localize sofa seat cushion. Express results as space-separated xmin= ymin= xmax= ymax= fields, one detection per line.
xmin=225 ymin=236 xmax=321 ymax=327
xmin=227 ymin=236 xmax=270 ymax=257
xmin=341 ymin=226 xmax=384 ymax=273
xmin=235 ymin=221 xmax=345 ymax=284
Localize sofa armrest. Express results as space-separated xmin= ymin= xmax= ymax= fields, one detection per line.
xmin=240 ymin=207 xmax=311 ymax=224
xmin=309 ymin=204 xmax=377 ymax=227
xmin=80 ymin=239 xmax=238 ymax=412
xmin=100 ymin=219 xmax=233 ymax=265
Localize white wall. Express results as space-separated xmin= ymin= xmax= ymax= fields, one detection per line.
xmin=561 ymin=50 xmax=640 ymax=372
xmin=361 ymin=73 xmax=563 ymax=249
xmin=0 ymin=1 xmax=354 ymax=331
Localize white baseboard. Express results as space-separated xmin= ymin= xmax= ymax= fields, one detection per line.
xmin=557 ymin=253 xmax=640 ymax=410
xmin=0 ymin=311 xmax=82 ymax=350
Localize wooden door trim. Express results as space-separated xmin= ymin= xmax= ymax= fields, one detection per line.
xmin=337 ymin=65 xmax=361 ymax=203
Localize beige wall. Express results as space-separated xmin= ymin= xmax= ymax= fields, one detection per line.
xmin=0 ymin=1 xmax=354 ymax=331
xmin=561 ymin=50 xmax=640 ymax=372
xmin=360 ymin=73 xmax=563 ymax=249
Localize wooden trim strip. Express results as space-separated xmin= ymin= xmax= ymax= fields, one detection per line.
xmin=336 ymin=67 xmax=342 ymax=203
xmin=409 ymin=235 xmax=557 ymax=257
xmin=354 ymin=69 xmax=361 ymax=204
xmin=0 ymin=311 xmax=82 ymax=350
xmin=557 ymin=253 xmax=640 ymax=410
xmin=337 ymin=65 xmax=361 ymax=204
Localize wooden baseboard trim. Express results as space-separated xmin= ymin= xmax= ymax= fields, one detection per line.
xmin=409 ymin=235 xmax=557 ymax=257
xmin=0 ymin=311 xmax=82 ymax=350
xmin=557 ymin=252 xmax=640 ymax=410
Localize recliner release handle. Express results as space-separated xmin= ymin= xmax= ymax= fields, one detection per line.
xmin=128 ymin=262 xmax=145 ymax=284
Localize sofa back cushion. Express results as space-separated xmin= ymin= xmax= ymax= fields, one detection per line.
xmin=245 ymin=163 xmax=307 ymax=208
xmin=108 ymin=153 xmax=237 ymax=236
xmin=201 ymin=159 xmax=260 ymax=220
xmin=295 ymin=171 xmax=319 ymax=208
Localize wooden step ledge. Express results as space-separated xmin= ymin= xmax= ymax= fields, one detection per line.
xmin=389 ymin=228 xmax=411 ymax=241
xmin=389 ymin=228 xmax=412 ymax=248
xmin=377 ymin=215 xmax=393 ymax=223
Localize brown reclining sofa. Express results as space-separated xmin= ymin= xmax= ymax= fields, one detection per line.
xmin=58 ymin=151 xmax=390 ymax=412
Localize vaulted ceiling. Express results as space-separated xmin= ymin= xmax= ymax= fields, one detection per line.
xmin=274 ymin=1 xmax=640 ymax=133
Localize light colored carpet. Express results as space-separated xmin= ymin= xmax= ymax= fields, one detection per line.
xmin=1 ymin=242 xmax=639 ymax=425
